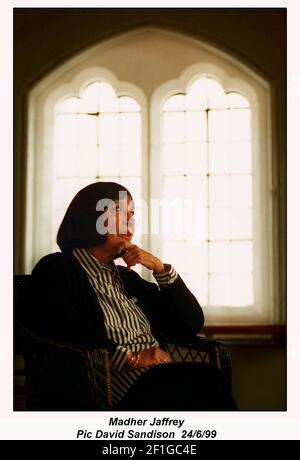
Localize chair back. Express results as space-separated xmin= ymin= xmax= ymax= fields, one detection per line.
xmin=14 ymin=275 xmax=112 ymax=410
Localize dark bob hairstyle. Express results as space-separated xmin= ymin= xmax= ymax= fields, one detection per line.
xmin=57 ymin=181 xmax=132 ymax=252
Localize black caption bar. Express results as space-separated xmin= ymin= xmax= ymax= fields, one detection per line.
xmin=4 ymin=440 xmax=268 ymax=456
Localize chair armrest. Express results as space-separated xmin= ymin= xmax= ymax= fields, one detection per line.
xmin=163 ymin=335 xmax=232 ymax=388
xmin=17 ymin=323 xmax=112 ymax=410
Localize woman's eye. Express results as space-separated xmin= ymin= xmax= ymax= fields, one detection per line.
xmin=113 ymin=205 xmax=134 ymax=215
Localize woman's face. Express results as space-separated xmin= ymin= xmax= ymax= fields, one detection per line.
xmin=105 ymin=196 xmax=135 ymax=252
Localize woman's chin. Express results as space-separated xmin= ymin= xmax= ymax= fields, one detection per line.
xmin=114 ymin=243 xmax=131 ymax=259
xmin=119 ymin=233 xmax=133 ymax=242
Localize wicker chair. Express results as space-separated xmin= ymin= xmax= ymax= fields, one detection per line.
xmin=14 ymin=274 xmax=232 ymax=410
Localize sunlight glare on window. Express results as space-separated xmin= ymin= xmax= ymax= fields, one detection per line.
xmin=56 ymin=145 xmax=98 ymax=177
xmin=119 ymin=96 xmax=140 ymax=112
xmin=231 ymin=207 xmax=252 ymax=239
xmin=162 ymin=143 xmax=185 ymax=175
xmin=208 ymin=110 xmax=229 ymax=141
xmin=186 ymin=111 xmax=207 ymax=142
xmin=162 ymin=241 xmax=186 ymax=273
xmin=163 ymin=112 xmax=185 ymax=143
xmin=209 ymin=242 xmax=231 ymax=274
xmin=231 ymin=175 xmax=252 ymax=207
xmin=55 ymin=177 xmax=96 ymax=212
xmin=225 ymin=92 xmax=250 ymax=108
xmin=229 ymin=109 xmax=251 ymax=141
xmin=53 ymin=81 xmax=142 ymax=254
xmin=209 ymin=208 xmax=231 ymax=240
xmin=186 ymin=243 xmax=208 ymax=274
xmin=120 ymin=144 xmax=141 ymax=176
xmin=210 ymin=274 xmax=231 ymax=306
xmin=163 ymin=94 xmax=186 ymax=111
xmin=185 ymin=175 xmax=207 ymax=202
xmin=230 ymin=142 xmax=252 ymax=174
xmin=163 ymin=176 xmax=185 ymax=200
xmin=55 ymin=114 xmax=78 ymax=145
xmin=230 ymin=274 xmax=253 ymax=306
xmin=210 ymin=143 xmax=230 ymax=174
xmin=98 ymin=82 xmax=118 ymax=112
xmin=99 ymin=113 xmax=119 ymax=145
xmin=78 ymin=81 xmax=101 ymax=113
xmin=161 ymin=76 xmax=253 ymax=309
xmin=185 ymin=274 xmax=208 ymax=305
xmin=231 ymin=241 xmax=253 ymax=273
xmin=98 ymin=145 xmax=120 ymax=176
xmin=186 ymin=78 xmax=208 ymax=110
xmin=209 ymin=176 xmax=231 ymax=207
xmin=55 ymin=96 xmax=79 ymax=114
xmin=206 ymin=78 xmax=228 ymax=109
xmin=78 ymin=114 xmax=97 ymax=145
xmin=185 ymin=142 xmax=207 ymax=175
xmin=120 ymin=113 xmax=141 ymax=143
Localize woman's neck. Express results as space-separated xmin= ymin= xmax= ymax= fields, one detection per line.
xmin=88 ymin=245 xmax=115 ymax=264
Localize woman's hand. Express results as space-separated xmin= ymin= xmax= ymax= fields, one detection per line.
xmin=121 ymin=242 xmax=165 ymax=273
xmin=127 ymin=347 xmax=172 ymax=369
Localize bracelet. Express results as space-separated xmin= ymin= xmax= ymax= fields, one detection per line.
xmin=126 ymin=353 xmax=136 ymax=369
xmin=132 ymin=352 xmax=140 ymax=369
xmin=126 ymin=352 xmax=140 ymax=370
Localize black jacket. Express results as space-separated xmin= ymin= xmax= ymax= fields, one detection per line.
xmin=28 ymin=252 xmax=204 ymax=355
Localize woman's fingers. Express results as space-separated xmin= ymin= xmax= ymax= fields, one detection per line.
xmin=151 ymin=348 xmax=172 ymax=363
xmin=121 ymin=244 xmax=163 ymax=272
xmin=136 ymin=348 xmax=172 ymax=368
xmin=122 ymin=251 xmax=141 ymax=269
xmin=122 ymin=246 xmax=147 ymax=269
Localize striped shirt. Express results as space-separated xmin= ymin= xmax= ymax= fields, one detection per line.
xmin=73 ymin=247 xmax=178 ymax=405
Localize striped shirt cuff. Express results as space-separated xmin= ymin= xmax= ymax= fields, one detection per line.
xmin=110 ymin=346 xmax=131 ymax=371
xmin=153 ymin=264 xmax=178 ymax=287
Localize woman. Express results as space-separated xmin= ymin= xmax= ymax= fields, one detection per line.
xmin=29 ymin=181 xmax=237 ymax=410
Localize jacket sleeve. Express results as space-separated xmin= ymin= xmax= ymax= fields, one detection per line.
xmin=121 ymin=267 xmax=205 ymax=340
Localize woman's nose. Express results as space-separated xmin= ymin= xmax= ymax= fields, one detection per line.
xmin=127 ymin=214 xmax=135 ymax=230
xmin=126 ymin=210 xmax=134 ymax=220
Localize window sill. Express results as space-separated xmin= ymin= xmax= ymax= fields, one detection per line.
xmin=200 ymin=325 xmax=286 ymax=346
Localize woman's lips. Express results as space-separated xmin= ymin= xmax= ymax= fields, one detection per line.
xmin=120 ymin=233 xmax=133 ymax=241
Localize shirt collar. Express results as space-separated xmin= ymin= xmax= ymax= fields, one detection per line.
xmin=73 ymin=247 xmax=117 ymax=278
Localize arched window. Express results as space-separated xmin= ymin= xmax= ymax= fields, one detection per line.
xmin=26 ymin=63 xmax=147 ymax=272
xmin=151 ymin=58 xmax=273 ymax=324
xmin=160 ymin=76 xmax=253 ymax=310
xmin=26 ymin=28 xmax=277 ymax=325
xmin=53 ymin=81 xmax=142 ymax=256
